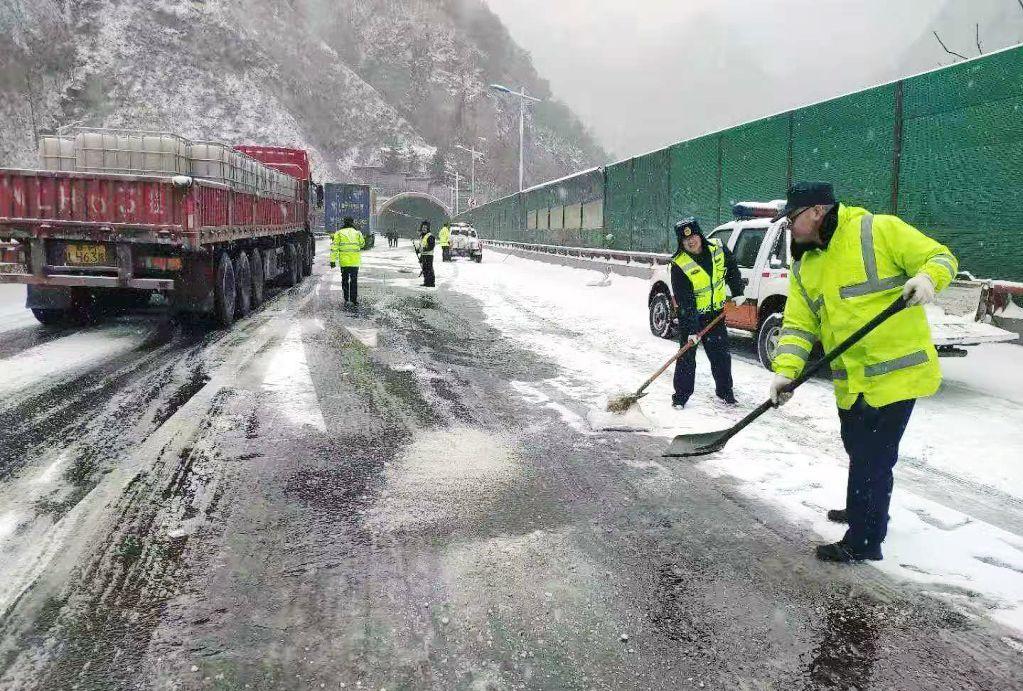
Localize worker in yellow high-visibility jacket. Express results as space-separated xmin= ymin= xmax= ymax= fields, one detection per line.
xmin=768 ymin=182 xmax=958 ymax=563
xmin=438 ymin=223 xmax=452 ymax=262
xmin=329 ymin=216 xmax=366 ymax=306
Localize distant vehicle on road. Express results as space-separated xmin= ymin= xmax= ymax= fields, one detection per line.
xmin=323 ymin=183 xmax=374 ymax=248
xmin=647 ymin=200 xmax=1016 ymax=369
xmin=448 ymin=223 xmax=483 ymax=263
xmin=0 ymin=128 xmax=315 ymax=327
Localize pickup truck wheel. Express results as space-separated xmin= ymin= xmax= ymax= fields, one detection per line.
xmin=649 ymin=291 xmax=678 ymax=340
xmin=756 ymin=312 xmax=784 ymax=370
xmin=282 ymin=243 xmax=299 ymax=287
xmin=249 ymin=248 xmax=265 ymax=308
xmin=213 ymin=252 xmax=236 ymax=328
xmin=234 ymin=251 xmax=252 ymax=318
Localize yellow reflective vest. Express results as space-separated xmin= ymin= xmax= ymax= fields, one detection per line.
xmin=672 ymin=239 xmax=728 ymax=313
xmin=419 ymin=231 xmax=434 ymax=256
xmin=438 ymin=225 xmax=451 ymax=247
xmin=773 ymin=204 xmax=958 ymax=410
xmin=330 ymin=225 xmax=365 ymax=267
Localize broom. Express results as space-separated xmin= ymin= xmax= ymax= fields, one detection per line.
xmin=606 ymin=310 xmax=728 ymax=413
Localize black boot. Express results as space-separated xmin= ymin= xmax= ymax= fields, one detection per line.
xmin=717 ymin=392 xmax=737 ymax=405
xmin=827 ymin=509 xmax=848 ymax=523
xmin=815 ymin=540 xmax=882 ymax=562
xmin=826 ymin=508 xmax=888 ymax=524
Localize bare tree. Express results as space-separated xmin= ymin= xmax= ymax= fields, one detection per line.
xmin=933 ymin=31 xmax=968 ymax=60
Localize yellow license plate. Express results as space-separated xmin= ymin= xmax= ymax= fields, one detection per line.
xmin=66 ymin=244 xmax=108 ymax=265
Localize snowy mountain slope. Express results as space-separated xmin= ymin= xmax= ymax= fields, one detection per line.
xmin=0 ymin=0 xmax=606 ymax=192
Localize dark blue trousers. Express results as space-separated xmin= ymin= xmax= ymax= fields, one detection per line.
xmin=838 ymin=396 xmax=916 ymax=556
xmin=672 ymin=310 xmax=732 ymax=406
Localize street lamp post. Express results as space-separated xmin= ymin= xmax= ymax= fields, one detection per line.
xmin=455 ymin=140 xmax=485 ymax=205
xmin=489 ymin=84 xmax=542 ymax=192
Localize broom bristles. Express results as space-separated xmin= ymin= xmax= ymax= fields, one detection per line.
xmin=606 ymin=394 xmax=639 ymax=413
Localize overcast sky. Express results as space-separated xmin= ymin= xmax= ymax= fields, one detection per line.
xmin=485 ymin=0 xmax=1023 ymax=159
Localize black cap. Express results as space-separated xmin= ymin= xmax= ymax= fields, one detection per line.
xmin=674 ymin=217 xmax=703 ymax=239
xmin=771 ymin=182 xmax=836 ymax=222
xmin=342 ymin=216 xmax=355 ymax=227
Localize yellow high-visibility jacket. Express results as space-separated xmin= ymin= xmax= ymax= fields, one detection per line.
xmin=774 ymin=204 xmax=957 ymax=410
xmin=671 ymin=239 xmax=728 ymax=314
xmin=330 ymin=225 xmax=365 ymax=267
xmin=438 ymin=225 xmax=451 ymax=247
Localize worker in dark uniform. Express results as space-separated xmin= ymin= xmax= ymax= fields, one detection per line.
xmin=670 ymin=218 xmax=746 ymax=409
xmin=418 ymin=220 xmax=436 ymax=287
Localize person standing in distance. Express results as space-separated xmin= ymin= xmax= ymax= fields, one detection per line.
xmin=768 ymin=182 xmax=958 ymax=563
xmin=670 ymin=218 xmax=746 ymax=409
xmin=329 ymin=216 xmax=365 ymax=306
xmin=418 ymin=220 xmax=436 ymax=287
xmin=439 ymin=222 xmax=452 ymax=262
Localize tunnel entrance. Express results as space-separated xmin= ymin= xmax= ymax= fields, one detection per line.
xmin=376 ymin=193 xmax=451 ymax=239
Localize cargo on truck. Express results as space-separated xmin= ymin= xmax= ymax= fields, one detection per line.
xmin=0 ymin=128 xmax=316 ymax=327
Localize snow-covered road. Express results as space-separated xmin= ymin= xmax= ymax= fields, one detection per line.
xmin=1 ymin=242 xmax=1021 ymax=688
xmin=438 ymin=247 xmax=1023 ymax=633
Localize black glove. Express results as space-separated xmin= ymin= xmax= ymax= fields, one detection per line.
xmin=330 ymin=261 xmax=336 ymax=268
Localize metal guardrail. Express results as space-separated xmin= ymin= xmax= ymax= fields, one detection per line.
xmin=482 ymin=239 xmax=671 ymax=266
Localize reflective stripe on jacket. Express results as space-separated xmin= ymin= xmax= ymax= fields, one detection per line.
xmin=773 ymin=204 xmax=958 ymax=410
xmin=671 ymin=239 xmax=727 ymax=314
xmin=330 ymin=226 xmax=365 ymax=267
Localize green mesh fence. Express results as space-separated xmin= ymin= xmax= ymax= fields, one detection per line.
xmin=456 ymin=46 xmax=1023 ymax=280
xmin=669 ymin=134 xmax=721 ymax=235
xmin=721 ymin=115 xmax=790 ymax=218
xmin=792 ymin=84 xmax=896 ymax=212
xmin=898 ymin=48 xmax=1023 ymax=280
xmin=604 ymin=161 xmax=633 ymax=250
xmin=630 ymin=149 xmax=671 ymax=252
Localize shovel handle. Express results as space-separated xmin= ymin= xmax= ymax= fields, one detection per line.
xmin=781 ymin=295 xmax=908 ymax=394
xmin=634 ymin=310 xmax=728 ymax=398
xmin=712 ymin=296 xmax=909 ymax=448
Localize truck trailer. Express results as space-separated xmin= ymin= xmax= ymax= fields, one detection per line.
xmin=0 ymin=129 xmax=316 ymax=327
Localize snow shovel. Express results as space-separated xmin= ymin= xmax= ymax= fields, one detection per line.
xmin=603 ymin=310 xmax=728 ymax=414
xmin=663 ymin=296 xmax=909 ymax=457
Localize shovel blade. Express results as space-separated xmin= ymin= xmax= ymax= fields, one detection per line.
xmin=662 ymin=429 xmax=730 ymax=457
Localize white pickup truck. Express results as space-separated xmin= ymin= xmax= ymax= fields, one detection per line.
xmin=648 ymin=201 xmax=1017 ymax=369
xmin=449 ymin=223 xmax=483 ymax=263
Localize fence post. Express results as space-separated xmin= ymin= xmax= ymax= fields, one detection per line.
xmin=890 ymin=80 xmax=905 ymax=215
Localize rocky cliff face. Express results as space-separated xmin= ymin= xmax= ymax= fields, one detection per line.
xmin=0 ymin=0 xmax=606 ymax=200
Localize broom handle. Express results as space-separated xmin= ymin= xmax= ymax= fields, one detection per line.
xmin=634 ymin=310 xmax=728 ymax=397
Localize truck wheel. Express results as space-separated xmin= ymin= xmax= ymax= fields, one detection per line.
xmin=213 ymin=252 xmax=236 ymax=328
xmin=302 ymin=234 xmax=314 ymax=276
xmin=756 ymin=312 xmax=784 ymax=370
xmin=473 ymin=253 xmax=482 ymax=263
xmin=235 ymin=251 xmax=252 ymax=318
xmin=249 ymin=248 xmax=265 ymax=308
xmin=282 ymin=242 xmax=299 ymax=287
xmin=648 ymin=291 xmax=678 ymax=340
xmin=31 ymin=308 xmax=69 ymax=326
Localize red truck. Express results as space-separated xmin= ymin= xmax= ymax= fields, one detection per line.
xmin=0 ymin=129 xmax=316 ymax=327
